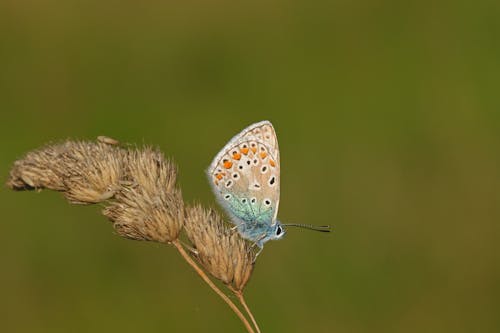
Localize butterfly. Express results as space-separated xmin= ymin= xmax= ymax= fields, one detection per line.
xmin=207 ymin=120 xmax=330 ymax=251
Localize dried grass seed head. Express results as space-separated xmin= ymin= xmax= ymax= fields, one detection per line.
xmin=7 ymin=140 xmax=127 ymax=205
xmin=125 ymin=147 xmax=178 ymax=194
xmin=103 ymin=147 xmax=184 ymax=243
xmin=7 ymin=141 xmax=75 ymax=191
xmin=62 ymin=141 xmax=126 ymax=204
xmin=184 ymin=205 xmax=255 ymax=291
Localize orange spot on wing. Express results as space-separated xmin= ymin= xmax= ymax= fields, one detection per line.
xmin=216 ymin=173 xmax=223 ymax=180
xmin=232 ymin=153 xmax=241 ymax=160
xmin=260 ymin=152 xmax=267 ymax=159
xmin=269 ymin=159 xmax=276 ymax=167
xmin=240 ymin=147 xmax=249 ymax=155
xmin=251 ymin=147 xmax=257 ymax=153
xmin=223 ymin=161 xmax=233 ymax=169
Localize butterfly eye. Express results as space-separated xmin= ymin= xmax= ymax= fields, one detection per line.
xmin=276 ymin=226 xmax=282 ymax=236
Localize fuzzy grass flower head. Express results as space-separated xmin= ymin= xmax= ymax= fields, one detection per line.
xmin=7 ymin=137 xmax=261 ymax=333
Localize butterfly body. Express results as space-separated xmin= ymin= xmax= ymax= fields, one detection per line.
xmin=207 ymin=121 xmax=285 ymax=248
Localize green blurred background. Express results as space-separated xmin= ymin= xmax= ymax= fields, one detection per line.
xmin=1 ymin=1 xmax=499 ymax=332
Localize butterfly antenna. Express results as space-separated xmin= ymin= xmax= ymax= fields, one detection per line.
xmin=283 ymin=223 xmax=332 ymax=232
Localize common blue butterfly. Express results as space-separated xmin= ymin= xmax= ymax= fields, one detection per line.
xmin=207 ymin=121 xmax=329 ymax=251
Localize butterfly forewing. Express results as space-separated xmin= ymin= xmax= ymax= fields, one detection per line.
xmin=207 ymin=121 xmax=281 ymax=230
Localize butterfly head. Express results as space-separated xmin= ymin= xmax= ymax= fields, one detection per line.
xmin=254 ymin=221 xmax=286 ymax=248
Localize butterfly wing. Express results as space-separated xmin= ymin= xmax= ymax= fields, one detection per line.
xmin=207 ymin=121 xmax=281 ymax=240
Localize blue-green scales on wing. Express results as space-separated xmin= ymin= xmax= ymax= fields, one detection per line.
xmin=207 ymin=121 xmax=285 ymax=248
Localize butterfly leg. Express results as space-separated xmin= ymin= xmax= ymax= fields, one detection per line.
xmin=249 ymin=235 xmax=266 ymax=260
xmin=230 ymin=222 xmax=246 ymax=232
xmin=254 ymin=246 xmax=264 ymax=258
xmin=247 ymin=242 xmax=257 ymax=253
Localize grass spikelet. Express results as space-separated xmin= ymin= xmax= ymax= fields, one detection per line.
xmin=184 ymin=204 xmax=255 ymax=291
xmin=125 ymin=147 xmax=178 ymax=194
xmin=103 ymin=147 xmax=183 ymax=242
xmin=7 ymin=140 xmax=126 ymax=204
xmin=7 ymin=142 xmax=72 ymax=191
xmin=62 ymin=141 xmax=126 ymax=204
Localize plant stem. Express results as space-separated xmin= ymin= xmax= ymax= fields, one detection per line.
xmin=232 ymin=288 xmax=262 ymax=333
xmin=172 ymin=240 xmax=255 ymax=333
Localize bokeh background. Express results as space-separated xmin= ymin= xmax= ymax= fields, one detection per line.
xmin=1 ymin=1 xmax=499 ymax=332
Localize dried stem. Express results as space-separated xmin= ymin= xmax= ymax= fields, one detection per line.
xmin=231 ymin=287 xmax=262 ymax=333
xmin=172 ymin=240 xmax=255 ymax=333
